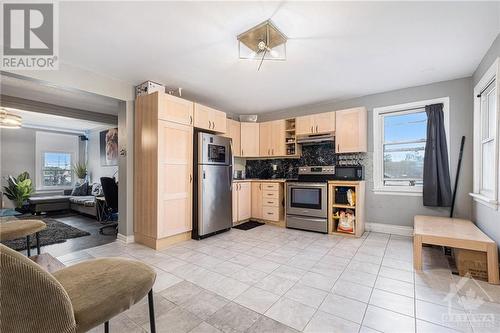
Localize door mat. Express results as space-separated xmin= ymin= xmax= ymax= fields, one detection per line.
xmin=233 ymin=221 xmax=265 ymax=230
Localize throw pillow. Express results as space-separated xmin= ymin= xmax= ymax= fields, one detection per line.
xmin=91 ymin=183 xmax=103 ymax=197
xmin=71 ymin=182 xmax=88 ymax=196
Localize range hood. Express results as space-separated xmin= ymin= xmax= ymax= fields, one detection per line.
xmin=297 ymin=133 xmax=334 ymax=144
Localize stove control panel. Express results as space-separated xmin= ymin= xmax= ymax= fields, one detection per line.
xmin=298 ymin=166 xmax=335 ymax=175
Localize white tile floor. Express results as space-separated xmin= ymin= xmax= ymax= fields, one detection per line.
xmin=56 ymin=225 xmax=500 ymax=333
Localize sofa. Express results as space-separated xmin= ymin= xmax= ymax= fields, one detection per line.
xmin=28 ymin=182 xmax=102 ymax=218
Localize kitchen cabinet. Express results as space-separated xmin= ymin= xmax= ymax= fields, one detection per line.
xmin=250 ymin=181 xmax=283 ymax=223
xmin=335 ymin=107 xmax=367 ymax=153
xmin=157 ymin=120 xmax=193 ymax=238
xmin=223 ymin=119 xmax=241 ymax=157
xmin=251 ymin=182 xmax=263 ymax=219
xmin=259 ymin=122 xmax=272 ymax=156
xmin=259 ymin=120 xmax=286 ymax=157
xmin=233 ymin=181 xmax=251 ymax=223
xmin=158 ymin=93 xmax=194 ymax=126
xmin=134 ymin=91 xmax=193 ymax=250
xmin=194 ymin=103 xmax=227 ymax=133
xmin=296 ymin=112 xmax=335 ymax=136
xmin=240 ymin=122 xmax=260 ymax=157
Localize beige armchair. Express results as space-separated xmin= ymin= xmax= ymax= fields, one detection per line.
xmin=0 ymin=244 xmax=157 ymax=333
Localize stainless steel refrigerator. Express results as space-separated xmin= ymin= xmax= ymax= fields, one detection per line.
xmin=192 ymin=131 xmax=233 ymax=239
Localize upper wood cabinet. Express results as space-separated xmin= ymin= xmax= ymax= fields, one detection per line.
xmin=296 ymin=112 xmax=335 ymax=136
xmin=259 ymin=120 xmax=286 ymax=157
xmin=335 ymin=107 xmax=367 ymax=153
xmin=158 ymin=93 xmax=194 ymax=126
xmin=194 ymin=103 xmax=227 ymax=133
xmin=259 ymin=122 xmax=272 ymax=156
xmin=222 ymin=119 xmax=241 ymax=157
xmin=240 ymin=122 xmax=260 ymax=157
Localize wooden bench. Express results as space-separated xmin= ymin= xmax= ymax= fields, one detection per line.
xmin=413 ymin=215 xmax=499 ymax=284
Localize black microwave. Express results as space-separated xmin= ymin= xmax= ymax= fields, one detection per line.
xmin=334 ymin=165 xmax=363 ymax=180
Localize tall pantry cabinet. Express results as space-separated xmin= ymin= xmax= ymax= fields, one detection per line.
xmin=134 ymin=92 xmax=194 ymax=249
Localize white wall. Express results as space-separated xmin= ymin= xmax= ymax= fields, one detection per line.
xmin=87 ymin=128 xmax=119 ymax=183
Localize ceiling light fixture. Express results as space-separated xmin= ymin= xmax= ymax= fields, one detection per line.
xmin=237 ymin=20 xmax=287 ymax=71
xmin=0 ymin=108 xmax=22 ymax=129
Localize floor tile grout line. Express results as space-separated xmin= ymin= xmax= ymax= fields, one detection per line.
xmin=358 ymin=232 xmax=391 ymax=333
xmin=300 ymin=231 xmax=380 ymax=332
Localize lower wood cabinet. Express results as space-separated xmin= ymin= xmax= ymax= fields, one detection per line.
xmin=233 ymin=181 xmax=251 ymax=223
xmin=251 ymin=182 xmax=263 ymax=219
xmin=234 ymin=181 xmax=284 ymax=224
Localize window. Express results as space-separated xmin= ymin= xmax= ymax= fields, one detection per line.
xmin=35 ymin=131 xmax=80 ymax=190
xmin=42 ymin=152 xmax=73 ymax=187
xmin=472 ymin=59 xmax=499 ymax=208
xmin=373 ymin=97 xmax=450 ymax=195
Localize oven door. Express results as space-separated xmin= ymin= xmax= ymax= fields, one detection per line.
xmin=286 ymin=183 xmax=327 ymax=218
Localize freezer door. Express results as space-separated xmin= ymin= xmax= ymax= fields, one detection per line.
xmin=198 ymin=164 xmax=233 ymax=236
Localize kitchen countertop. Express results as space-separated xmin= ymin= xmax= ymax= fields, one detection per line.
xmin=233 ymin=178 xmax=287 ymax=183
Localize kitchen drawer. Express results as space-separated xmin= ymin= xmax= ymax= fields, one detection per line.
xmin=262 ymin=206 xmax=280 ymax=221
xmin=262 ymin=198 xmax=279 ymax=207
xmin=262 ymin=183 xmax=279 ymax=191
xmin=262 ymin=190 xmax=278 ymax=199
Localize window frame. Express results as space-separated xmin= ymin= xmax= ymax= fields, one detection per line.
xmin=471 ymin=58 xmax=500 ymax=209
xmin=373 ymin=97 xmax=450 ymax=196
xmin=40 ymin=151 xmax=74 ymax=190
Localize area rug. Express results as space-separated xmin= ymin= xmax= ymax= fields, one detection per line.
xmin=1 ymin=217 xmax=91 ymax=251
xmin=233 ymin=220 xmax=265 ymax=230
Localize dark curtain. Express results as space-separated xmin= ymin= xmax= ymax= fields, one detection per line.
xmin=423 ymin=103 xmax=452 ymax=206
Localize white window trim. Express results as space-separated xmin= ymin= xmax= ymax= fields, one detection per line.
xmin=471 ymin=57 xmax=499 ymax=209
xmin=39 ymin=150 xmax=76 ymax=191
xmin=373 ymin=97 xmax=450 ymax=196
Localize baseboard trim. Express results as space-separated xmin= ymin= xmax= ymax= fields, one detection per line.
xmin=117 ymin=233 xmax=135 ymax=243
xmin=365 ymin=222 xmax=414 ymax=237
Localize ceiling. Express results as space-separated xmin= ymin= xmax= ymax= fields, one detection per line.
xmin=4 ymin=108 xmax=109 ymax=133
xmin=1 ymin=75 xmax=121 ymax=115
xmin=57 ymin=2 xmax=498 ymax=114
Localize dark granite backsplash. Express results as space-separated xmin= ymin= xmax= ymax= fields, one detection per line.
xmin=245 ymin=143 xmax=337 ymax=179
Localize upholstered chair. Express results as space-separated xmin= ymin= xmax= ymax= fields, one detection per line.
xmin=0 ymin=244 xmax=156 ymax=333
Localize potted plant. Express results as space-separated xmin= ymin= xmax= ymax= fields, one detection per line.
xmin=2 ymin=171 xmax=34 ymax=212
xmin=73 ymin=162 xmax=88 ymax=183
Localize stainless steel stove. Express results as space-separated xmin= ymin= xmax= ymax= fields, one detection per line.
xmin=286 ymin=166 xmax=335 ymax=233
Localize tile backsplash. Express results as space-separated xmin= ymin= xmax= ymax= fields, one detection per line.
xmin=245 ymin=143 xmax=365 ymax=179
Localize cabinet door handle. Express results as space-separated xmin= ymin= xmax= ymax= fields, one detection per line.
xmin=189 ymin=174 xmax=192 ymax=183
xmin=316 ymin=125 xmax=318 ymax=133
xmin=272 ymin=148 xmax=274 ymax=155
xmin=337 ymin=144 xmax=340 ymax=152
xmin=310 ymin=126 xmax=313 ymax=133
xmin=267 ymin=201 xmax=273 ymax=204
xmin=241 ymin=149 xmax=244 ymax=156
xmin=259 ymin=184 xmax=262 ymax=190
xmin=189 ymin=115 xmax=193 ymax=124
